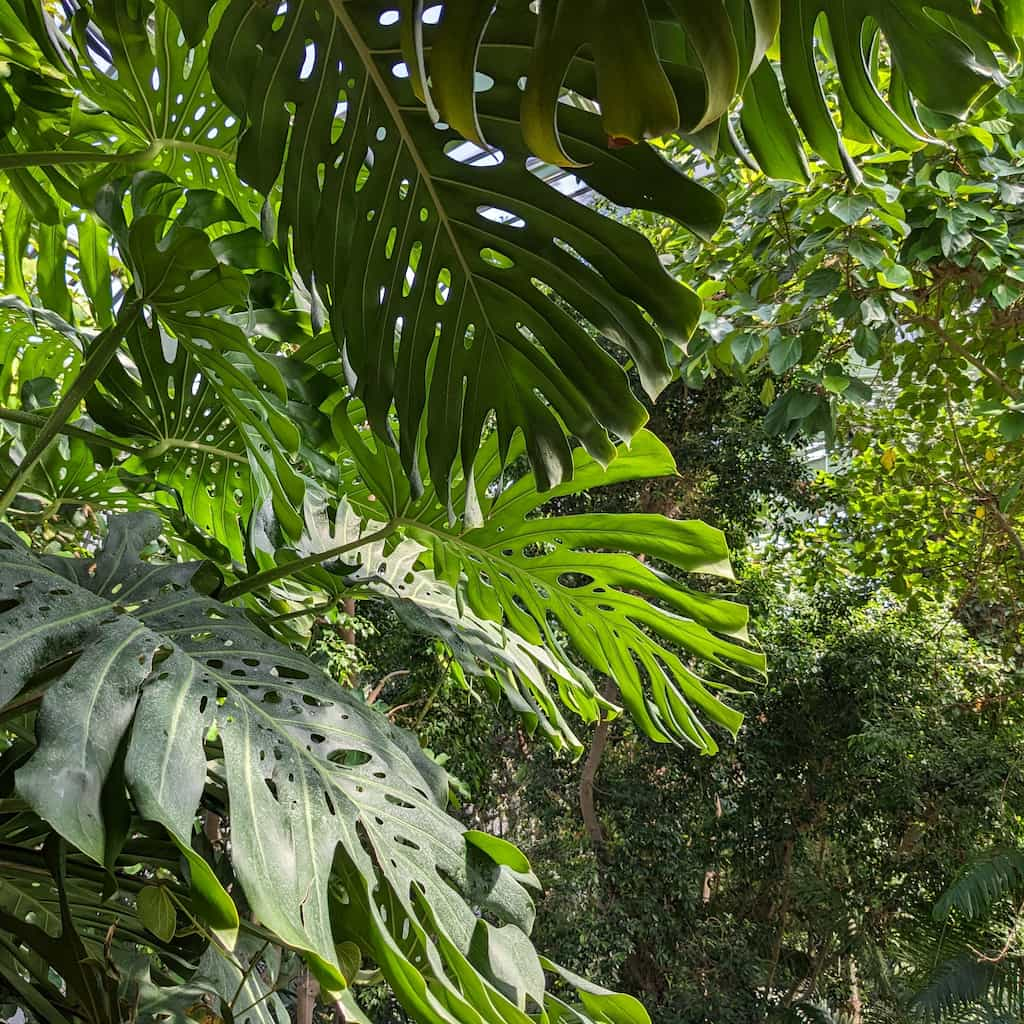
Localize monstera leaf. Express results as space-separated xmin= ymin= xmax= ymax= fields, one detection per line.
xmin=0 ymin=0 xmax=256 ymax=216
xmin=0 ymin=194 xmax=306 ymax=556
xmin=202 ymin=0 xmax=719 ymax=507
xmin=739 ymin=1 xmax=1020 ymax=181
xmin=249 ymin=416 xmax=763 ymax=753
xmin=252 ymin=492 xmax=608 ymax=755
xmin=4 ymin=0 xmax=1022 ymax=514
xmin=0 ymin=513 xmax=648 ymax=1024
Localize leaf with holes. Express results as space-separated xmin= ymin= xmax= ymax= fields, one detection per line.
xmin=0 ymin=512 xmax=646 ymax=1024
xmin=282 ymin=418 xmax=761 ymax=752
xmin=206 ymin=0 xmax=717 ymax=508
xmin=425 ymin=467 xmax=763 ymax=751
xmin=0 ymin=0 xmax=257 ymax=218
xmin=81 ymin=175 xmax=308 ymax=556
xmin=254 ymin=491 xmax=608 ymax=756
xmin=401 ymin=1 xmax=779 ymax=159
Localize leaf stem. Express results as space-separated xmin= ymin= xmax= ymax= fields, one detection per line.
xmin=0 ymin=145 xmax=158 ymax=169
xmin=218 ymin=523 xmax=398 ymax=601
xmin=228 ymin=939 xmax=273 ymax=1010
xmin=0 ymin=305 xmax=140 ymax=518
xmin=0 ymin=407 xmax=150 ymax=456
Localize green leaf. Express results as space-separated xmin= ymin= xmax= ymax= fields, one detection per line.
xmin=769 ymin=335 xmax=803 ymax=375
xmin=998 ymin=410 xmax=1024 ymax=442
xmin=0 ymin=513 xmax=635 ymax=1023
xmin=731 ymin=332 xmax=763 ymax=364
xmin=877 ymin=260 xmax=913 ymax=289
xmin=136 ymin=885 xmax=176 ymax=943
xmin=803 ymin=268 xmax=842 ymax=298
xmin=853 ymin=325 xmax=880 ymax=363
xmin=464 ymin=831 xmax=533 ymax=875
xmin=206 ymin=0 xmax=714 ymax=503
xmin=827 ymin=195 xmax=872 ymax=225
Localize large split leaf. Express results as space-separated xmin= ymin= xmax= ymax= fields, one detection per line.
xmin=0 ymin=513 xmax=645 ymax=1024
xmin=0 ymin=0 xmax=256 ymax=216
xmin=407 ymin=437 xmax=763 ymax=752
xmin=85 ymin=315 xmax=287 ymax=561
xmin=207 ymin=0 xmax=715 ymax=505
xmin=85 ymin=174 xmax=307 ymax=556
xmin=261 ymin=416 xmax=763 ymax=753
xmin=0 ymin=298 xmax=142 ymax=517
xmin=740 ymin=1 xmax=1020 ymax=181
xmin=256 ymin=492 xmax=607 ymax=755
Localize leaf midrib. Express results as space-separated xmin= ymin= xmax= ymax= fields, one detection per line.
xmin=327 ymin=1 xmax=508 ymax=369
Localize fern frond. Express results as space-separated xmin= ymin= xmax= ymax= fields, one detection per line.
xmin=935 ymin=850 xmax=1024 ymax=922
xmin=910 ymin=954 xmax=1024 ymax=1022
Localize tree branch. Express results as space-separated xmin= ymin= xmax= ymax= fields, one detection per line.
xmin=579 ymin=680 xmax=619 ymax=847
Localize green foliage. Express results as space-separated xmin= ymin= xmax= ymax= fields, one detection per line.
xmin=793 ymin=403 xmax=1024 ymax=652
xmin=0 ymin=1 xmax=1022 ymax=1021
xmin=417 ymin=581 xmax=1024 ymax=1023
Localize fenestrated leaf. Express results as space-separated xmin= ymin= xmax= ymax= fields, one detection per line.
xmin=0 ymin=825 xmax=184 ymax=1022
xmin=405 ymin=1 xmax=778 ymax=159
xmin=261 ymin=493 xmax=604 ymax=755
xmin=120 ymin=937 xmax=289 ymax=1024
xmin=85 ymin=316 xmax=269 ymax=561
xmin=315 ymin=420 xmax=762 ymax=752
xmin=0 ymin=0 xmax=257 ymax=217
xmin=0 ymin=301 xmax=136 ymax=516
xmin=0 ymin=513 xmax=633 ymax=1023
xmin=0 ymin=295 xmax=82 ymax=401
xmin=208 ymin=0 xmax=716 ymax=507
xmin=83 ymin=175 xmax=308 ymax=555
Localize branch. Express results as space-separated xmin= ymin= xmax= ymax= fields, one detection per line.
xmin=367 ymin=669 xmax=410 ymax=705
xmin=218 ymin=523 xmax=398 ymax=601
xmin=579 ymin=680 xmax=618 ymax=847
xmin=0 ymin=407 xmax=150 ymax=456
xmin=920 ymin=315 xmax=1023 ymax=402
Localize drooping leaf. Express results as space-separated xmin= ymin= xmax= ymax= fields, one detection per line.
xmin=740 ymin=1 xmax=1018 ymax=179
xmin=207 ymin=0 xmax=716 ymax=507
xmin=292 ymin=419 xmax=763 ymax=752
xmin=0 ymin=512 xmax=643 ymax=1023
xmin=255 ymin=492 xmax=603 ymax=755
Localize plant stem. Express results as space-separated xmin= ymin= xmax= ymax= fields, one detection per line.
xmin=922 ymin=315 xmax=1024 ymax=402
xmin=0 ymin=305 xmax=140 ymax=518
xmin=219 ymin=523 xmax=398 ymax=602
xmin=0 ymin=147 xmax=156 ymax=169
xmin=0 ymin=407 xmax=149 ymax=456
xmin=228 ymin=939 xmax=273 ymax=1010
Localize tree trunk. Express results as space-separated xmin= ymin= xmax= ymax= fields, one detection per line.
xmin=847 ymin=950 xmax=863 ymax=1024
xmin=701 ymin=793 xmax=723 ymax=903
xmin=341 ymin=597 xmax=357 ymax=650
xmin=296 ymin=967 xmax=318 ymax=1024
xmin=578 ymin=681 xmax=618 ymax=846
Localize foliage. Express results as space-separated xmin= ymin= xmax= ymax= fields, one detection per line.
xmin=792 ymin=402 xmax=1024 ymax=654
xmin=0 ymin=1 xmax=1021 ymax=1021
xmin=632 ymin=98 xmax=1024 ymax=648
xmin=418 ymin=579 xmax=1024 ymax=1024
